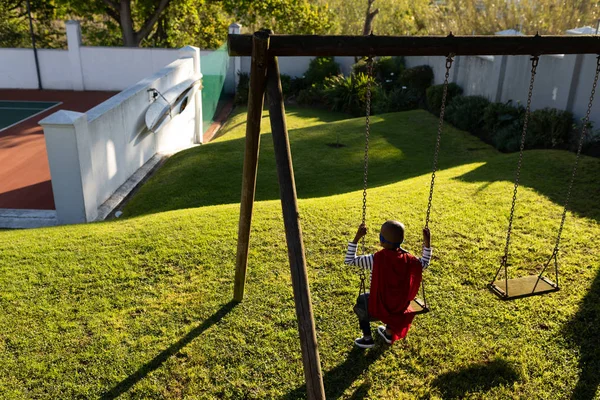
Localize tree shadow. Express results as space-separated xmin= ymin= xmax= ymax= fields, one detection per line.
xmin=431 ymin=359 xmax=521 ymax=399
xmin=100 ymin=301 xmax=237 ymax=399
xmin=563 ymin=269 xmax=600 ymax=400
xmin=123 ymin=110 xmax=494 ymax=218
xmin=0 ymin=180 xmax=55 ymax=210
xmin=282 ymin=346 xmax=386 ymax=400
xmin=455 ymin=149 xmax=600 ymax=222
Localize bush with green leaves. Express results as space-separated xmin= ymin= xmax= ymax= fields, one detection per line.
xmin=322 ymin=73 xmax=379 ymax=117
xmin=234 ymin=72 xmax=250 ymax=105
xmin=353 ymin=56 xmax=405 ymax=91
xmin=305 ymin=57 xmax=340 ymax=86
xmin=374 ymin=87 xmax=421 ymax=114
xmin=445 ymin=95 xmax=491 ymax=135
xmin=527 ymin=108 xmax=574 ymax=149
xmin=482 ymin=101 xmax=525 ymax=146
xmin=399 ymin=65 xmax=434 ymax=92
xmin=296 ymin=85 xmax=326 ymax=107
xmin=426 ymin=83 xmax=463 ymax=116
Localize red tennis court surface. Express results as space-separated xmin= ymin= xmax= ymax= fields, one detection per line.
xmin=0 ymin=90 xmax=117 ymax=210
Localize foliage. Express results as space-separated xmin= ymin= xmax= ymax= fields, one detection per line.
xmin=0 ymin=0 xmax=68 ymax=48
xmin=305 ymin=57 xmax=341 ymax=86
xmin=528 ymin=108 xmax=574 ymax=150
xmin=353 ymin=56 xmax=405 ymax=92
xmin=426 ymin=82 xmax=463 ymax=116
xmin=296 ymin=85 xmax=325 ymax=106
xmin=445 ymin=95 xmax=491 ymax=135
xmin=221 ymin=0 xmax=334 ymax=35
xmin=373 ymin=87 xmax=421 ymax=114
xmin=399 ymin=65 xmax=434 ymax=93
xmin=234 ymin=72 xmax=250 ymax=105
xmin=482 ymin=101 xmax=525 ymax=148
xmin=322 ymin=73 xmax=379 ymax=117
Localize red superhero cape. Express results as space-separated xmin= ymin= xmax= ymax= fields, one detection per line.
xmin=368 ymin=248 xmax=423 ymax=342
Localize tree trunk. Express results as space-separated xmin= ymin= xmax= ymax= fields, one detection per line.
xmin=119 ymin=0 xmax=137 ymax=47
xmin=362 ymin=0 xmax=380 ymax=36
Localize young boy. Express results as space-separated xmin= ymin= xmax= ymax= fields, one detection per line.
xmin=344 ymin=220 xmax=432 ymax=348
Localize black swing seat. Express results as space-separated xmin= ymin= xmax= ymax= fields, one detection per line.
xmin=489 ymin=275 xmax=559 ymax=300
xmin=409 ymin=298 xmax=430 ymax=314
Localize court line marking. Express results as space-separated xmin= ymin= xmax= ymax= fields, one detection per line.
xmin=0 ymin=107 xmax=51 ymax=111
xmin=0 ymin=101 xmax=63 ymax=133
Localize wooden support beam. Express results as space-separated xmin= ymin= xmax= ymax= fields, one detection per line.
xmin=233 ymin=31 xmax=270 ymax=302
xmin=228 ymin=34 xmax=600 ymax=57
xmin=266 ymin=54 xmax=325 ymax=399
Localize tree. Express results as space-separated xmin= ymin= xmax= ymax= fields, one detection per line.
xmin=221 ymin=0 xmax=334 ymax=35
xmin=363 ymin=0 xmax=379 ymax=35
xmin=95 ymin=0 xmax=174 ymax=47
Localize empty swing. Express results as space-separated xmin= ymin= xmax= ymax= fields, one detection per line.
xmin=357 ymin=54 xmax=456 ymax=315
xmin=489 ymin=55 xmax=600 ymax=300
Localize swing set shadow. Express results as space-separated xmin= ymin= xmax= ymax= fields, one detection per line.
xmin=100 ymin=301 xmax=237 ymax=400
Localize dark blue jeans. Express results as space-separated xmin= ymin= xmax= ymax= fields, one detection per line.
xmin=354 ymin=293 xmax=377 ymax=337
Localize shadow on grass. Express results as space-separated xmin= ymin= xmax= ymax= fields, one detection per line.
xmin=431 ymin=359 xmax=520 ymax=399
xmin=123 ymin=110 xmax=495 ymax=218
xmin=100 ymin=301 xmax=237 ymax=399
xmin=563 ymin=270 xmax=600 ymax=400
xmin=283 ymin=346 xmax=386 ymax=400
xmin=456 ymin=149 xmax=600 ymax=222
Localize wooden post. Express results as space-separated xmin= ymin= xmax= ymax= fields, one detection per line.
xmin=233 ymin=31 xmax=270 ymax=302
xmin=266 ymin=54 xmax=326 ymax=400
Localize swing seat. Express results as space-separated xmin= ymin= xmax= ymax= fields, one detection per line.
xmin=489 ymin=275 xmax=559 ymax=300
xmin=409 ymin=298 xmax=429 ymax=314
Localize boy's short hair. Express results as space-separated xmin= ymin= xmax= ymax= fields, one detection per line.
xmin=382 ymin=220 xmax=405 ymax=245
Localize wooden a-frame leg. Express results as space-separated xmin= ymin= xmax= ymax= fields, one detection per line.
xmin=266 ymin=54 xmax=326 ymax=400
xmin=233 ymin=31 xmax=270 ymax=302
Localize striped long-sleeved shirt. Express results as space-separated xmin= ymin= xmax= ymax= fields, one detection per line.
xmin=344 ymin=242 xmax=432 ymax=282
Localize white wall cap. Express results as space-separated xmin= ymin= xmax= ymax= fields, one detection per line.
xmin=495 ymin=29 xmax=524 ymax=36
xmin=65 ymin=20 xmax=80 ymax=26
xmin=179 ymin=45 xmax=200 ymax=54
xmin=566 ymin=26 xmax=597 ymax=35
xmin=39 ymin=110 xmax=85 ymax=126
xmin=229 ymin=23 xmax=242 ymax=29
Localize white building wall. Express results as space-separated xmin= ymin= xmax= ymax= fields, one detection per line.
xmin=0 ymin=49 xmax=38 ymax=89
xmin=38 ymin=49 xmax=72 ymax=90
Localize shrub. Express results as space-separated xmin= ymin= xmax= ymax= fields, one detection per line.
xmin=234 ymin=72 xmax=249 ymax=105
xmin=426 ymin=83 xmax=463 ymax=115
xmin=305 ymin=57 xmax=340 ymax=86
xmin=482 ymin=101 xmax=525 ymax=142
xmin=445 ymin=95 xmax=491 ymax=135
xmin=492 ymin=120 xmax=523 ymax=153
xmin=373 ymin=87 xmax=421 ymax=114
xmin=582 ymin=126 xmax=600 ymax=157
xmin=296 ymin=85 xmax=325 ymax=106
xmin=353 ymin=56 xmax=405 ymax=91
xmin=280 ymin=74 xmax=292 ymax=99
xmin=399 ymin=65 xmax=434 ymax=92
xmin=527 ymin=108 xmax=574 ymax=149
xmin=323 ymin=73 xmax=379 ymax=117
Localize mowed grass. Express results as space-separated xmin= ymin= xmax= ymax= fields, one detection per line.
xmin=1 ymin=107 xmax=599 ymax=399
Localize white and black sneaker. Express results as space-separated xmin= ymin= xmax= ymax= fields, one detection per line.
xmin=377 ymin=326 xmax=393 ymax=344
xmin=354 ymin=337 xmax=375 ymax=349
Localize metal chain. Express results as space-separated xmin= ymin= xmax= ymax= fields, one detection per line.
xmin=495 ymin=56 xmax=539 ymax=287
xmin=552 ymin=55 xmax=600 ymax=255
xmin=359 ymin=56 xmax=374 ymax=287
xmin=425 ymin=54 xmax=455 ymax=229
xmin=361 ymin=57 xmax=374 ymax=253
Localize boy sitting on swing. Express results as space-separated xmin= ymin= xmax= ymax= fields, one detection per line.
xmin=344 ymin=221 xmax=432 ymax=348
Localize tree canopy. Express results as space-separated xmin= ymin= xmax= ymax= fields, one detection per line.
xmin=2 ymin=0 xmax=600 ymax=49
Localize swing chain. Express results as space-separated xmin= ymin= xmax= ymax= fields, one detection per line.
xmin=425 ymin=54 xmax=455 ymax=229
xmin=499 ymin=56 xmax=539 ymax=273
xmin=359 ymin=56 xmax=374 ymax=287
xmin=552 ymin=55 xmax=600 ymax=256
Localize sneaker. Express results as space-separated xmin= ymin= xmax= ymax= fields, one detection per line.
xmin=377 ymin=326 xmax=393 ymax=344
xmin=354 ymin=337 xmax=375 ymax=349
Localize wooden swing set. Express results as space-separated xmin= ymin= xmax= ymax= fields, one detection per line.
xmin=227 ymin=31 xmax=600 ymax=399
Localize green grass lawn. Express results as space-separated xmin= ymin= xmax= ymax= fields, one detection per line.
xmin=1 ymin=107 xmax=599 ymax=399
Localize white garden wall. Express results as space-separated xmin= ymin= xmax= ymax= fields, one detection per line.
xmin=40 ymin=47 xmax=201 ymax=225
